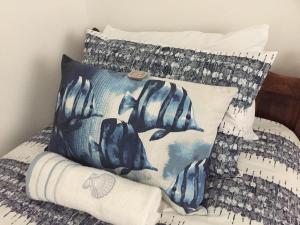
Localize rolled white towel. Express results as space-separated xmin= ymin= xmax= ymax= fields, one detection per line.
xmin=26 ymin=152 xmax=162 ymax=225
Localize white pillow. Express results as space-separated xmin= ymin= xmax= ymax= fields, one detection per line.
xmin=219 ymin=102 xmax=258 ymax=140
xmin=102 ymin=24 xmax=269 ymax=52
xmin=101 ymin=24 xmax=270 ymax=140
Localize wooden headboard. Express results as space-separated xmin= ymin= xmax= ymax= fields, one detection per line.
xmin=256 ymin=72 xmax=300 ymax=138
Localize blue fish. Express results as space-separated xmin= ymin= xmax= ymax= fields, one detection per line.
xmin=89 ymin=118 xmax=157 ymax=175
xmin=165 ymin=159 xmax=207 ymax=214
xmin=118 ymin=80 xmax=204 ymax=141
xmin=46 ymin=126 xmax=74 ymax=158
xmin=55 ymin=76 xmax=101 ymax=130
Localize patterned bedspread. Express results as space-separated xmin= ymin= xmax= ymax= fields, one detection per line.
xmin=0 ymin=118 xmax=299 ymax=225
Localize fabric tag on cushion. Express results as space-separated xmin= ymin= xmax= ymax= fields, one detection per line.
xmin=128 ymin=70 xmax=148 ymax=80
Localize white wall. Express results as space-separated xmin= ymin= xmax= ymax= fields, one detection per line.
xmin=1 ymin=0 xmax=300 ymax=155
xmin=86 ymin=0 xmax=300 ymax=77
xmin=0 ymin=0 xmax=88 ymax=156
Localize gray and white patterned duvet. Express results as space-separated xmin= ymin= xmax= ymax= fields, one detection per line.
xmin=0 ymin=118 xmax=299 ymax=225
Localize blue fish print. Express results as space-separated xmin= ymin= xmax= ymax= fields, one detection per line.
xmin=118 ymin=80 xmax=204 ymax=141
xmin=165 ymin=159 xmax=207 ymax=214
xmin=89 ymin=118 xmax=157 ymax=175
xmin=46 ymin=126 xmax=74 ymax=158
xmin=55 ymin=76 xmax=101 ymax=130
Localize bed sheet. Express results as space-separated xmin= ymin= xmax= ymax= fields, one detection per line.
xmin=0 ymin=118 xmax=299 ymax=225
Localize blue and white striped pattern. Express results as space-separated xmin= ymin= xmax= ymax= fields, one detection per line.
xmin=55 ymin=75 xmax=100 ymax=128
xmin=119 ymin=79 xmax=203 ymax=141
xmin=88 ymin=118 xmax=157 ymax=174
xmin=165 ymin=160 xmax=206 ymax=213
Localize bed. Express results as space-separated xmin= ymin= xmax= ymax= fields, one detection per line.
xmin=0 ymin=72 xmax=299 ymax=225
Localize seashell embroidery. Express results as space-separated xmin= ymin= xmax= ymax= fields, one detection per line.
xmin=82 ymin=173 xmax=116 ymax=198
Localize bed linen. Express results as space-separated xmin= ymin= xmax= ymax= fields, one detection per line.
xmin=0 ymin=118 xmax=299 ymax=225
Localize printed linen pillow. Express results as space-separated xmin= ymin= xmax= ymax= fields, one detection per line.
xmin=47 ymin=55 xmax=237 ymax=214
xmin=82 ymin=30 xmax=277 ymax=176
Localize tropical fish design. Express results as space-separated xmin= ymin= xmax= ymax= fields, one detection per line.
xmin=89 ymin=118 xmax=157 ymax=175
xmin=165 ymin=159 xmax=207 ymax=214
xmin=118 ymin=80 xmax=204 ymax=141
xmin=83 ymin=173 xmax=116 ymax=198
xmin=46 ymin=126 xmax=74 ymax=158
xmin=55 ymin=76 xmax=101 ymax=130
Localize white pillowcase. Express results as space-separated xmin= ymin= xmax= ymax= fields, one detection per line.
xmin=102 ymin=24 xmax=270 ymax=140
xmin=219 ymin=102 xmax=258 ymax=140
xmin=102 ymin=24 xmax=269 ymax=52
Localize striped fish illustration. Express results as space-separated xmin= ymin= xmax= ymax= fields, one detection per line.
xmin=165 ymin=159 xmax=207 ymax=214
xmin=55 ymin=76 xmax=101 ymax=130
xmin=89 ymin=118 xmax=157 ymax=175
xmin=83 ymin=173 xmax=116 ymax=199
xmin=46 ymin=126 xmax=74 ymax=158
xmin=118 ymin=80 xmax=204 ymax=141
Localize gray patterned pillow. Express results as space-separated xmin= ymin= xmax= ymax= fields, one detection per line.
xmin=82 ymin=30 xmax=277 ymax=177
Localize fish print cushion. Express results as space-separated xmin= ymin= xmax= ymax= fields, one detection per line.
xmin=83 ymin=30 xmax=277 ymax=177
xmin=47 ymin=55 xmax=238 ymax=215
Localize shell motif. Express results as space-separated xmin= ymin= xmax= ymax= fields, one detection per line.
xmin=83 ymin=173 xmax=116 ymax=199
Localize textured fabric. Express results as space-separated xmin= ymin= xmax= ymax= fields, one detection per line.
xmin=47 ymin=55 xmax=237 ymax=214
xmin=204 ymin=175 xmax=300 ymax=224
xmin=0 ymin=118 xmax=299 ymax=225
xmin=26 ymin=152 xmax=161 ymax=225
xmin=82 ymin=30 xmax=277 ymax=176
xmin=213 ymin=119 xmax=300 ymax=178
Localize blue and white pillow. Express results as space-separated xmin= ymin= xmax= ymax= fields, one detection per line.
xmin=47 ymin=55 xmax=237 ymax=214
